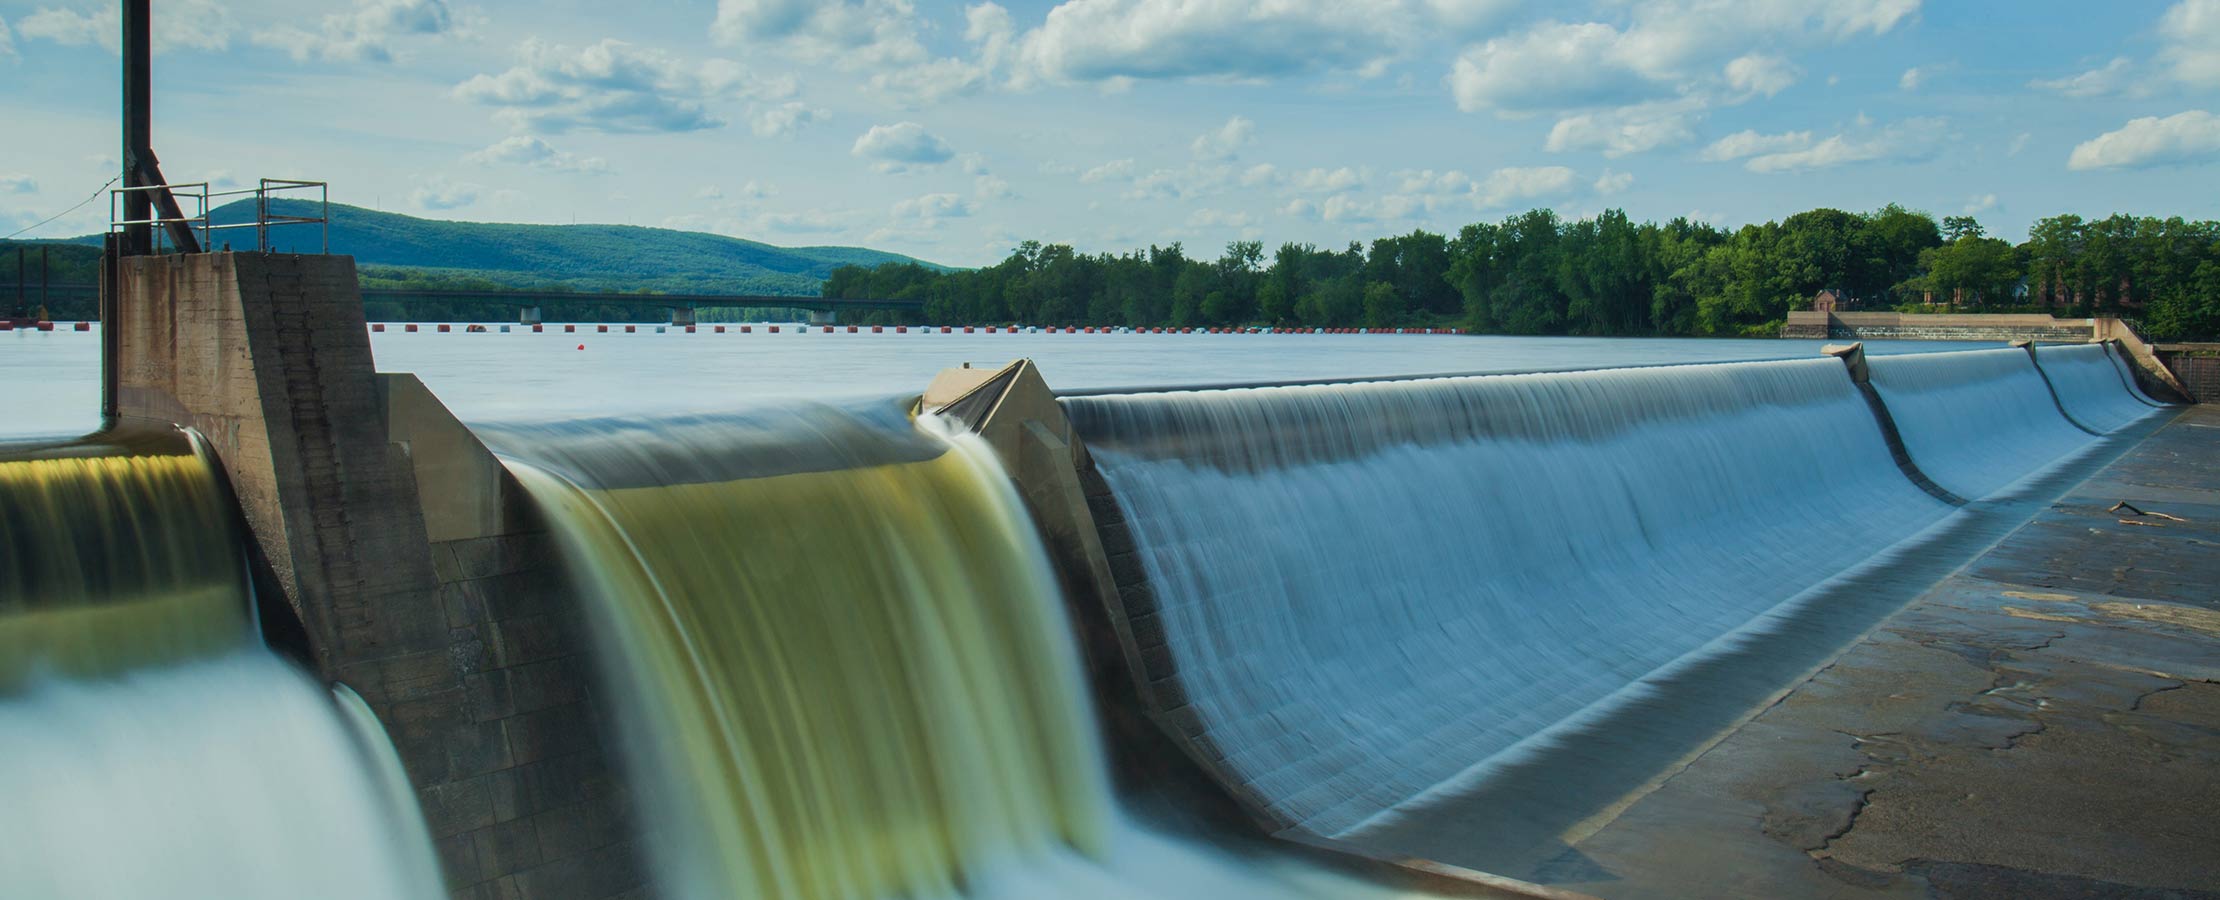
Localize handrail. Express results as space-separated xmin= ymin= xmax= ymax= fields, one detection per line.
xmin=111 ymin=178 xmax=330 ymax=253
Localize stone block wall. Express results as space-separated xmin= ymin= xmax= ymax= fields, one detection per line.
xmin=414 ymin=528 xmax=643 ymax=900
xmin=1781 ymin=312 xmax=2100 ymax=344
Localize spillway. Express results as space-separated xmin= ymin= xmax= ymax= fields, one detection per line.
xmin=0 ymin=440 xmax=249 ymax=684
xmin=0 ymin=434 xmax=444 ymax=899
xmin=488 ymin=404 xmax=1436 ymax=900
xmin=1865 ymin=347 xmax=2105 ymax=499
xmin=1065 ymin=359 xmax=1965 ymax=844
xmin=2041 ymin=343 xmax=2164 ymax=432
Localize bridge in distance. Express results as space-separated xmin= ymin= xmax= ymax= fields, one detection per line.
xmin=17 ymin=283 xmax=921 ymax=322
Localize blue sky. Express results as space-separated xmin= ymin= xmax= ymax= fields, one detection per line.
xmin=2 ymin=0 xmax=2217 ymax=266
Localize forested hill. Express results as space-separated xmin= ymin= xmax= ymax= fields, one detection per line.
xmin=46 ymin=200 xmax=943 ymax=296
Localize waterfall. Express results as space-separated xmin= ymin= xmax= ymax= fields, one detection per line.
xmin=2040 ymin=344 xmax=2162 ymax=432
xmin=0 ymin=443 xmax=250 ymax=686
xmin=1865 ymin=348 xmax=2100 ymax=498
xmin=0 ymin=435 xmax=443 ymax=899
xmin=488 ymin=403 xmax=1431 ymax=900
xmin=1063 ymin=359 xmax=1958 ymax=841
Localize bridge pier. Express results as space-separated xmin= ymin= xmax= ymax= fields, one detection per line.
xmin=518 ymin=306 xmax=542 ymax=326
xmin=107 ymin=251 xmax=644 ymax=900
xmin=808 ymin=309 xmax=836 ymax=325
xmin=667 ymin=306 xmax=695 ymax=328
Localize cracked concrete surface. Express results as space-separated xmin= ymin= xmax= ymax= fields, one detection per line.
xmin=1553 ymin=404 xmax=2220 ymax=899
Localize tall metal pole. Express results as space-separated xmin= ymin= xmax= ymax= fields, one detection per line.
xmin=101 ymin=234 xmax=118 ymax=423
xmin=121 ymin=0 xmax=152 ymax=256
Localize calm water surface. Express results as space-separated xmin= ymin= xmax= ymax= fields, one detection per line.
xmin=1 ymin=325 xmax=1995 ymax=439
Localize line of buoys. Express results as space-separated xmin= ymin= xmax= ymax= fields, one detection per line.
xmin=355 ymin=323 xmax=1468 ymax=335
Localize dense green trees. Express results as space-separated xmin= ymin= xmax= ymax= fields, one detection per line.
xmin=823 ymin=206 xmax=2220 ymax=339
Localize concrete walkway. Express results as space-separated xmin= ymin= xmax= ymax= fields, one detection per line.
xmin=1555 ymin=404 xmax=2220 ymax=899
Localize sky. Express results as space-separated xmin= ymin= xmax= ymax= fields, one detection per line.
xmin=1 ymin=0 xmax=2217 ymax=267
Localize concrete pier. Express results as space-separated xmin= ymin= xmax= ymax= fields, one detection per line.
xmin=107 ymin=252 xmax=643 ymax=900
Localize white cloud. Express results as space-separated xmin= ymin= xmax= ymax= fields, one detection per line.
xmin=455 ymin=40 xmax=781 ymax=134
xmin=1450 ymin=0 xmax=1917 ymax=118
xmin=251 ymin=0 xmax=456 ymax=63
xmin=852 ymin=122 xmax=955 ymax=171
xmin=0 ymin=15 xmax=16 ymax=59
xmin=1701 ymin=129 xmax=1814 ymax=161
xmin=1724 ymin=53 xmax=1799 ymax=98
xmin=1239 ymin=163 xmax=1278 ymax=187
xmin=464 ymin=136 xmax=610 ymax=174
xmin=0 ymin=174 xmax=34 ymax=194
xmin=412 ymin=178 xmax=479 ymax=211
xmin=2068 ymin=110 xmax=2220 ymax=170
xmin=867 ymin=3 xmax=1017 ymax=103
xmin=1898 ymin=66 xmax=1922 ymax=90
xmin=1962 ymin=193 xmax=1997 ymax=214
xmin=1396 ymin=169 xmax=1473 ymax=194
xmin=1190 ymin=115 xmax=1255 ymax=160
xmin=2030 ymin=57 xmax=2138 ymax=98
xmin=1474 ymin=165 xmax=1576 ymax=208
xmin=1545 ymin=101 xmax=1699 ymax=157
xmin=974 ymin=174 xmax=1013 ymax=199
xmin=1125 ymin=165 xmax=1231 ymax=200
xmin=2162 ymin=0 xmax=2220 ymax=88
xmin=891 ymin=192 xmax=971 ymax=221
xmin=1080 ymin=158 xmax=1135 ymax=183
xmin=713 ymin=0 xmax=927 ymax=67
xmin=17 ymin=0 xmax=230 ymax=54
xmin=1289 ymin=167 xmax=1366 ymax=193
xmin=1188 ymin=207 xmax=1253 ymax=228
xmin=1449 ymin=22 xmax=1667 ymax=114
xmin=1729 ymin=117 xmax=1946 ymax=173
xmin=1594 ymin=169 xmax=1634 ymax=194
xmin=757 ymin=209 xmax=851 ymax=234
xmin=1016 ymin=0 xmax=1507 ymax=84
xmin=751 ymin=101 xmax=828 ymax=138
xmin=2009 ymin=132 xmax=2032 ymax=156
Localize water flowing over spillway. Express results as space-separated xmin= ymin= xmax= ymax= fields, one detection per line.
xmin=1065 ymin=359 xmax=1964 ymax=843
xmin=2041 ymin=344 xmax=2164 ymax=432
xmin=0 ymin=443 xmax=250 ymax=683
xmin=1866 ymin=348 xmax=2110 ymax=498
xmin=488 ymin=405 xmax=1431 ymax=900
xmin=0 ymin=435 xmax=444 ymax=899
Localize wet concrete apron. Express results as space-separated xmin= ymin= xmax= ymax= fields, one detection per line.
xmin=1554 ymin=404 xmax=2220 ymax=900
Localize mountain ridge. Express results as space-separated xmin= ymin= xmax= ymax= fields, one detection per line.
xmin=46 ymin=199 xmax=946 ymax=295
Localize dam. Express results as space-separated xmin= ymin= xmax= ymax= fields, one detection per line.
xmin=4 ymin=6 xmax=2217 ymax=897
xmin=4 ymin=241 xmax=2213 ymax=899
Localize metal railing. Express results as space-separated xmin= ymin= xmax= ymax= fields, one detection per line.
xmin=110 ymin=178 xmax=329 ymax=253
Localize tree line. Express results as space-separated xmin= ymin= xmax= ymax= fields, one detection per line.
xmin=823 ymin=207 xmax=2220 ymax=340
